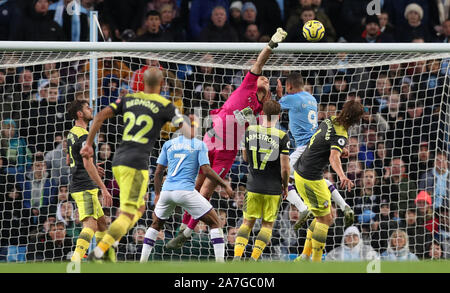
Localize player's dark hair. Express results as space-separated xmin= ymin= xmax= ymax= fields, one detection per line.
xmin=263 ymin=100 xmax=281 ymax=121
xmin=335 ymin=100 xmax=364 ymax=129
xmin=286 ymin=72 xmax=304 ymax=90
xmin=68 ymin=100 xmax=89 ymax=120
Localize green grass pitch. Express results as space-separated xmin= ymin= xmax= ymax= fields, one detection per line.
xmin=1 ymin=260 xmax=449 ymax=273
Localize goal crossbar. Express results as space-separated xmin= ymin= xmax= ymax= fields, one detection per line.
xmin=0 ymin=41 xmax=450 ymax=53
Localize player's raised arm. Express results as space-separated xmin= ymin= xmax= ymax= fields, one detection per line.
xmin=80 ymin=107 xmax=115 ymax=158
xmin=250 ymin=28 xmax=287 ymax=75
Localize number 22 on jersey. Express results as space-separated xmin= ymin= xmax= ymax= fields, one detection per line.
xmin=122 ymin=112 xmax=154 ymax=144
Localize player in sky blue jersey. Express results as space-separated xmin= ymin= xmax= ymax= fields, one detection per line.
xmin=276 ymin=73 xmax=354 ymax=230
xmin=140 ymin=117 xmax=233 ymax=263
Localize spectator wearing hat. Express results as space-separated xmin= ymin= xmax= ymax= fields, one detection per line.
xmin=413 ymin=190 xmax=439 ymax=236
xmin=236 ymin=2 xmax=258 ymax=39
xmin=384 ymin=0 xmax=432 ymax=29
xmin=133 ymin=10 xmax=174 ymax=42
xmin=326 ymin=226 xmax=378 ymax=261
xmin=229 ymin=1 xmax=243 ymax=33
xmin=199 ymin=5 xmax=239 ymax=42
xmin=188 ymin=0 xmax=229 ymax=40
xmin=395 ymin=3 xmax=433 ymax=42
xmin=353 ymin=15 xmax=394 ymax=43
xmin=419 ymin=151 xmax=450 ymax=210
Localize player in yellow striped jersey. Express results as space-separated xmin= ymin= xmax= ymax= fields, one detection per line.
xmin=80 ymin=67 xmax=188 ymax=261
xmin=67 ymin=100 xmax=113 ymax=263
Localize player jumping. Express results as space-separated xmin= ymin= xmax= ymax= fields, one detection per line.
xmin=80 ymin=67 xmax=187 ymax=261
xmin=234 ymin=100 xmax=291 ymax=261
xmin=167 ymin=28 xmax=290 ymax=249
xmin=293 ymin=100 xmax=364 ymax=262
xmin=276 ymin=73 xmax=354 ymax=230
xmin=140 ymin=116 xmax=233 ymax=263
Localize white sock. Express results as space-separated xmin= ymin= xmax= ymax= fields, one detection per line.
xmin=93 ymin=246 xmax=104 ymax=259
xmin=325 ymin=179 xmax=348 ymax=211
xmin=180 ymin=223 xmax=187 ymax=230
xmin=140 ymin=227 xmax=159 ymax=263
xmin=286 ymin=185 xmax=308 ymax=213
xmin=210 ymin=228 xmax=225 ymax=262
xmin=183 ymin=227 xmax=193 ymax=238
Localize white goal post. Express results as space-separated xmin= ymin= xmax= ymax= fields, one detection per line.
xmin=0 ymin=41 xmax=449 ymax=262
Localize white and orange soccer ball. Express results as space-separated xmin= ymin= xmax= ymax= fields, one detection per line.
xmin=302 ymin=20 xmax=325 ymax=42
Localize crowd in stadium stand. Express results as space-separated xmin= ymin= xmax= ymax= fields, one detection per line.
xmin=0 ymin=0 xmax=449 ymax=262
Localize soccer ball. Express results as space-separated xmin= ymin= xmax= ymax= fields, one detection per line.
xmin=302 ymin=20 xmax=325 ymax=42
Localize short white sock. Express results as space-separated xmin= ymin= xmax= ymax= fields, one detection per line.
xmin=183 ymin=227 xmax=193 ymax=238
xmin=140 ymin=227 xmax=159 ymax=263
xmin=287 ymin=185 xmax=308 ymax=213
xmin=210 ymin=228 xmax=225 ymax=262
xmin=93 ymin=246 xmax=104 ymax=259
xmin=325 ymin=179 xmax=348 ymax=210
xmin=180 ymin=223 xmax=188 ymax=230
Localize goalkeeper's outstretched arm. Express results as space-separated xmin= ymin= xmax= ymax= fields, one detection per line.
xmin=251 ymin=28 xmax=287 ymax=75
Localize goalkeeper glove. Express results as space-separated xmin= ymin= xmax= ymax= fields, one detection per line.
xmin=234 ymin=107 xmax=255 ymax=126
xmin=268 ymin=28 xmax=287 ymax=50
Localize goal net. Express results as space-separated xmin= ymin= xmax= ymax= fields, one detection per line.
xmin=0 ymin=43 xmax=449 ymax=262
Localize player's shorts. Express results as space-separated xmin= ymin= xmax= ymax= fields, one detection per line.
xmin=71 ymin=188 xmax=104 ymax=221
xmin=243 ymin=192 xmax=283 ymax=223
xmin=201 ymin=132 xmax=237 ymax=179
xmin=154 ymin=190 xmax=213 ymax=220
xmin=112 ymin=165 xmax=148 ymax=215
xmin=289 ymin=145 xmax=307 ymax=178
xmin=294 ymin=171 xmax=331 ymax=217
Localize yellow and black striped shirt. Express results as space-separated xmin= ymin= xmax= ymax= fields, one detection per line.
xmin=109 ymin=92 xmax=184 ymax=170
xmin=294 ymin=116 xmax=348 ymax=180
xmin=67 ymin=126 xmax=97 ymax=193
xmin=244 ymin=125 xmax=290 ymax=195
